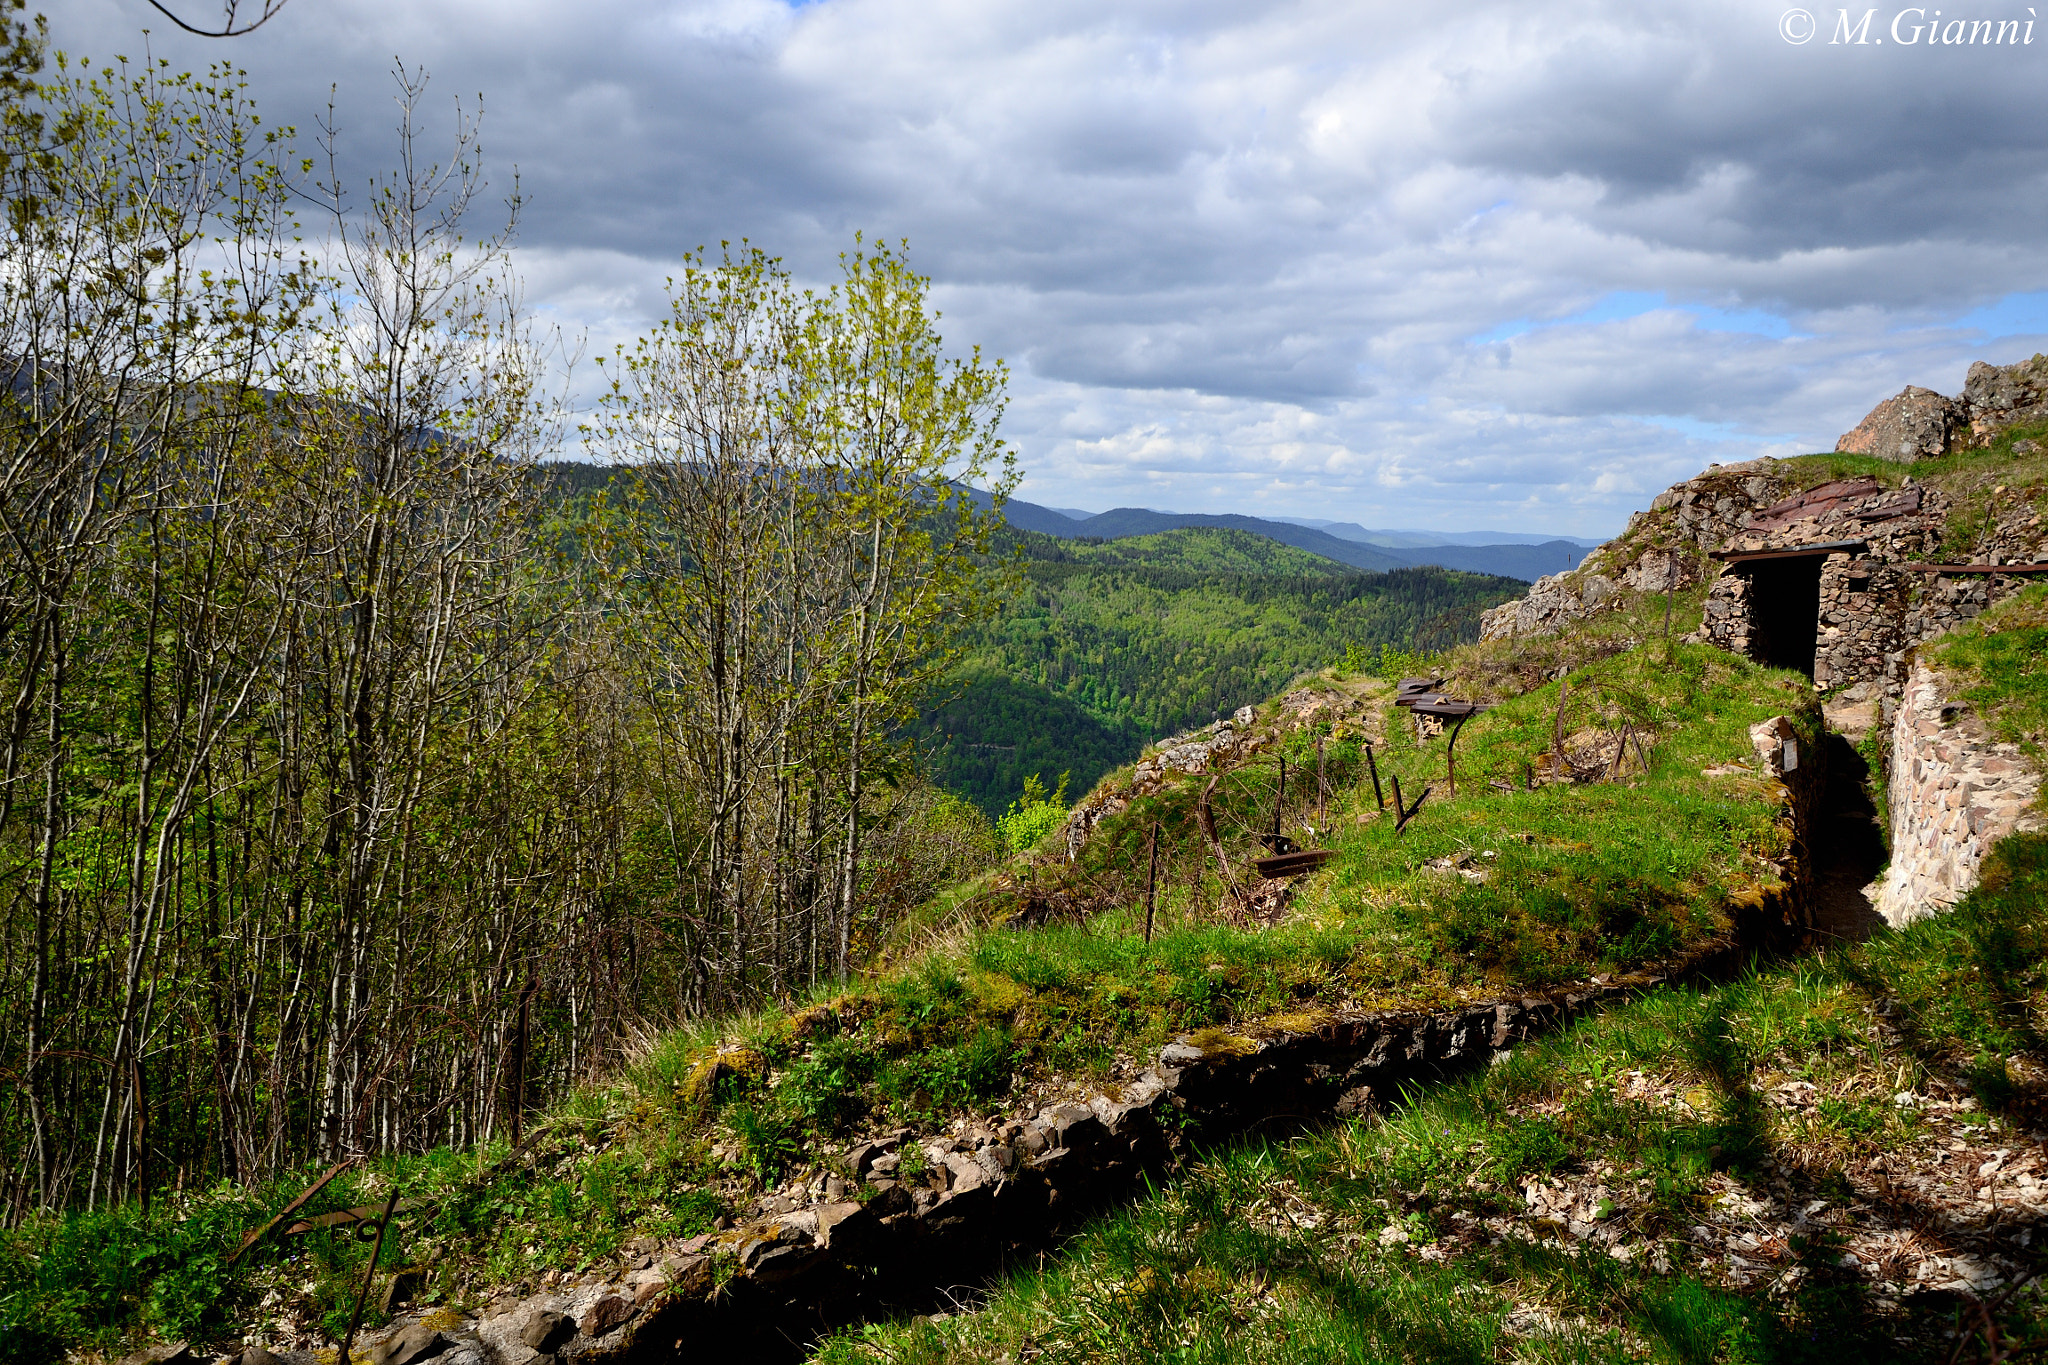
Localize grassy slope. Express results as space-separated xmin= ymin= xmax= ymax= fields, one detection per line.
xmin=817 ymin=546 xmax=2048 ymax=1365
xmin=0 ymin=570 xmax=1811 ymax=1358
xmin=34 ymin=448 xmax=2048 ymax=1359
xmin=819 ymin=832 xmax=2048 ymax=1365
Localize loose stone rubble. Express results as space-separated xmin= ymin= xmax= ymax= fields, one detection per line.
xmin=1483 ymin=446 xmax=2047 ymax=720
xmin=1868 ymin=657 xmax=2044 ymax=926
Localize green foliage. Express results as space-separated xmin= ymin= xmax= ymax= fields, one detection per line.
xmin=1934 ymin=583 xmax=2048 ymax=763
xmin=995 ymin=771 xmax=1070 ymax=854
xmin=728 ymin=1105 xmax=803 ymax=1189
xmin=913 ymin=669 xmax=1142 ymax=820
xmin=1485 ymin=1116 xmax=1574 ymax=1178
xmin=1343 ymin=639 xmax=1442 ymax=681
xmin=908 ymin=532 xmax=1519 ymax=812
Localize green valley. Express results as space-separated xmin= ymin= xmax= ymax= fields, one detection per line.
xmin=914 ymin=526 xmax=1524 ymax=814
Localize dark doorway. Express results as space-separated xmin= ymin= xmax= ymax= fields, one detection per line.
xmin=1740 ymin=554 xmax=1826 ymax=677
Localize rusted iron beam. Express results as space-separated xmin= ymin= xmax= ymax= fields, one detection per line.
xmin=227 ymin=1159 xmax=356 ymax=1265
xmin=1253 ymin=848 xmax=1335 ymax=879
xmin=282 ymin=1196 xmax=421 ymax=1237
xmin=1708 ymin=539 xmax=1867 ymax=563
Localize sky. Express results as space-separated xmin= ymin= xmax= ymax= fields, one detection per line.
xmin=48 ymin=0 xmax=2048 ymax=537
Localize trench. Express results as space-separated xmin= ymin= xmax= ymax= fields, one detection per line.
xmin=566 ymin=725 xmax=1892 ymax=1364
xmin=1809 ymin=731 xmax=1888 ymax=944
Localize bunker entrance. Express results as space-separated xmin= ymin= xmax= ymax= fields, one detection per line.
xmin=1714 ymin=541 xmax=1865 ymax=680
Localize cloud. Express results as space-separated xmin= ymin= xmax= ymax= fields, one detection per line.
xmin=49 ymin=0 xmax=2048 ymax=536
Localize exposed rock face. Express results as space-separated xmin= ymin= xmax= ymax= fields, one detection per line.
xmin=1961 ymin=355 xmax=2048 ymax=445
xmin=1480 ymin=463 xmax=1787 ymax=643
xmin=1834 ymin=386 xmax=1957 ymax=462
xmin=1834 ymin=355 xmax=2048 ymax=458
xmin=1868 ymin=658 xmax=2043 ymax=927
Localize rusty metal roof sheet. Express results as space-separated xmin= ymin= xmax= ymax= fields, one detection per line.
xmin=1709 ymin=539 xmax=1868 ymax=564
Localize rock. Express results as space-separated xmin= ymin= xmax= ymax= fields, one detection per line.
xmin=579 ymin=1295 xmax=636 ymax=1338
xmin=1836 ymin=385 xmax=1957 ymax=461
xmin=364 ymin=1324 xmax=446 ymax=1365
xmin=1747 ymin=715 xmax=1799 ymax=777
xmin=237 ymin=1350 xmax=283 ymax=1365
xmin=1961 ymin=354 xmax=2048 ymax=443
xmin=813 ymin=1199 xmax=872 ymax=1249
xmin=520 ymin=1310 xmax=575 ymax=1353
xmin=121 ymin=1346 xmax=194 ymax=1365
xmin=738 ymin=1217 xmax=822 ymax=1280
xmin=380 ymin=1266 xmax=427 ymax=1313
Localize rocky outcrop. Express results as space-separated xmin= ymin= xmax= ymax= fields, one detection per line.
xmin=1960 ymin=355 xmax=2048 ymax=446
xmin=1480 ymin=463 xmax=1790 ymax=642
xmin=1868 ymin=658 xmax=2043 ymax=926
xmin=1834 ymin=386 xmax=1957 ymax=462
xmin=1835 ymin=355 xmax=2048 ymax=459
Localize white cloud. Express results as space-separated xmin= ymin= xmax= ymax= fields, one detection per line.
xmin=52 ymin=0 xmax=2048 ymax=537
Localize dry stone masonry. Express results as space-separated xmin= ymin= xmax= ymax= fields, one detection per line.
xmin=1483 ymin=370 xmax=2048 ymax=718
xmin=1868 ymin=657 xmax=2043 ymax=926
xmin=210 ymin=967 xmax=1721 ymax=1365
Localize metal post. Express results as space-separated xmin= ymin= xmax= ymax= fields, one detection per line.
xmin=1366 ymin=742 xmax=1385 ymax=811
xmin=338 ymin=1185 xmax=401 ymax=1365
xmin=1143 ymin=822 xmax=1160 ymax=944
xmin=1444 ymin=713 xmax=1464 ymax=797
xmin=1271 ymin=757 xmax=1286 ymax=841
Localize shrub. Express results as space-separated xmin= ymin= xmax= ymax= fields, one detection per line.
xmin=996 ymin=772 xmax=1070 ymax=854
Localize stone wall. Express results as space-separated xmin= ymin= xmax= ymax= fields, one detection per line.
xmin=1868 ymin=657 xmax=2043 ymax=927
xmin=293 ymin=966 xmax=1722 ymax=1365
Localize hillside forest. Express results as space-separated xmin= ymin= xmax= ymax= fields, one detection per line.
xmin=0 ymin=53 xmax=1515 ymax=1227
xmin=0 ymin=57 xmax=1025 ymax=1218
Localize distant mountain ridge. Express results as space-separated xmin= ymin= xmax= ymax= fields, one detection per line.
xmin=982 ymin=490 xmax=1597 ymax=583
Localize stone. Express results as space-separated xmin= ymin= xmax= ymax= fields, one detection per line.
xmin=381 ymin=1266 xmax=427 ymax=1314
xmin=579 ymin=1296 xmax=636 ymax=1338
xmin=812 ymin=1199 xmax=871 ymax=1249
xmin=520 ymin=1310 xmax=575 ymax=1353
xmin=237 ymin=1350 xmax=283 ymax=1365
xmin=1836 ymin=385 xmax=1957 ymax=460
xmin=739 ymin=1217 xmax=822 ymax=1280
xmin=364 ymin=1324 xmax=446 ymax=1365
xmin=121 ymin=1346 xmax=194 ymax=1365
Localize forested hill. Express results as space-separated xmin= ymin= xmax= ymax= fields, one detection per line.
xmin=525 ymin=469 xmax=1524 ymax=815
xmin=911 ymin=527 xmax=1524 ymax=815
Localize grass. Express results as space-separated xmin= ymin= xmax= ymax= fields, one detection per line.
xmin=0 ymin=576 xmax=1822 ymax=1357
xmin=0 ymin=481 xmax=1902 ymax=1357
xmin=1933 ymin=583 xmax=2048 ymax=772
xmin=816 ymin=831 xmax=2048 ymax=1365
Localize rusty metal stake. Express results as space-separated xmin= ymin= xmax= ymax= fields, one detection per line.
xmin=1271 ymin=757 xmax=1286 ymax=842
xmin=1143 ymin=822 xmax=1160 ymax=944
xmin=1395 ymin=781 xmax=1432 ymax=835
xmin=1366 ymin=742 xmax=1385 ymax=811
xmin=338 ymin=1185 xmax=400 ymax=1365
xmin=1445 ymin=712 xmax=1469 ymax=798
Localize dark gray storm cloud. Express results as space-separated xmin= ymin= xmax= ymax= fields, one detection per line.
xmin=49 ymin=0 xmax=2048 ymax=534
